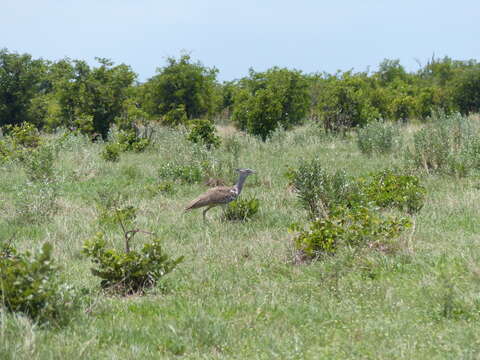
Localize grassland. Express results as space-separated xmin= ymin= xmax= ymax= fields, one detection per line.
xmin=1 ymin=121 xmax=480 ymax=359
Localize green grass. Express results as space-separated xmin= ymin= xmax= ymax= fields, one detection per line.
xmin=2 ymin=122 xmax=480 ymax=359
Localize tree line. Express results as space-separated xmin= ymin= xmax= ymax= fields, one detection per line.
xmin=1 ymin=48 xmax=479 ymax=140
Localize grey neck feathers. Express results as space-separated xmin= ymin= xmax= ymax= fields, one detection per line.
xmin=233 ymin=173 xmax=249 ymax=195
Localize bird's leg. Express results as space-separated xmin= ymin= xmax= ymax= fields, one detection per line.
xmin=221 ymin=204 xmax=227 ymax=215
xmin=202 ymin=205 xmax=213 ymax=222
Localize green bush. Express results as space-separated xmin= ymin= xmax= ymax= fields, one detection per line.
xmin=358 ymin=170 xmax=426 ymax=213
xmin=0 ymin=122 xmax=47 ymax=168
xmin=101 ymin=128 xmax=151 ymax=162
xmin=0 ymin=242 xmax=76 ymax=325
xmin=356 ymin=120 xmax=401 ymax=155
xmin=0 ymin=140 xmax=11 ymax=163
xmin=116 ymin=129 xmax=151 ymax=152
xmin=187 ymin=119 xmax=221 ymax=149
xmin=82 ymin=233 xmax=183 ymax=294
xmin=158 ymin=162 xmax=204 ymax=184
xmin=162 ymin=105 xmax=188 ymax=127
xmin=19 ymin=143 xmax=56 ymax=182
xmin=223 ymin=197 xmax=260 ymax=221
xmin=286 ymin=158 xmax=357 ymax=219
xmin=406 ymin=112 xmax=480 ymax=176
xmin=3 ymin=122 xmax=41 ymax=148
xmin=101 ymin=143 xmax=122 ymax=162
xmin=293 ymin=205 xmax=411 ymax=258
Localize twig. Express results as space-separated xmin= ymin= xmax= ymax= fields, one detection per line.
xmin=124 ymin=229 xmax=155 ymax=253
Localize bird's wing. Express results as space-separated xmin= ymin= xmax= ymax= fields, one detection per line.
xmin=185 ymin=186 xmax=234 ymax=210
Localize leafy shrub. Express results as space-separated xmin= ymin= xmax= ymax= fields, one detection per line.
xmin=163 ymin=105 xmax=189 ymax=127
xmin=19 ymin=143 xmax=56 ymax=182
xmin=356 ymin=120 xmax=401 ymax=155
xmin=286 ymin=158 xmax=357 ymax=219
xmin=293 ymin=205 xmax=411 ymax=258
xmin=223 ymin=197 xmax=260 ymax=221
xmin=101 ymin=128 xmax=151 ymax=162
xmin=116 ymin=129 xmax=150 ymax=152
xmin=82 ymin=233 xmax=183 ymax=294
xmin=187 ymin=119 xmax=221 ymax=149
xmin=158 ymin=162 xmax=203 ymax=184
xmin=85 ymin=200 xmax=183 ymax=294
xmin=406 ymin=112 xmax=480 ymax=176
xmin=358 ymin=170 xmax=426 ymax=213
xmin=0 ymin=140 xmax=12 ymax=163
xmin=101 ymin=143 xmax=122 ymax=162
xmin=2 ymin=122 xmax=41 ymax=148
xmin=0 ymin=242 xmax=76 ymax=325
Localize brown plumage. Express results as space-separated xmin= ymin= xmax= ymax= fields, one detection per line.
xmin=185 ymin=168 xmax=256 ymax=221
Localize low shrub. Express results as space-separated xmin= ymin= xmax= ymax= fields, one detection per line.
xmin=0 ymin=140 xmax=11 ymax=163
xmin=356 ymin=120 xmax=401 ymax=155
xmin=116 ymin=129 xmax=151 ymax=152
xmin=163 ymin=105 xmax=188 ymax=127
xmin=358 ymin=170 xmax=426 ymax=213
xmin=101 ymin=143 xmax=122 ymax=162
xmin=286 ymin=158 xmax=357 ymax=219
xmin=187 ymin=119 xmax=221 ymax=149
xmin=158 ymin=162 xmax=204 ymax=184
xmin=19 ymin=143 xmax=56 ymax=182
xmin=82 ymin=233 xmax=183 ymax=294
xmin=406 ymin=112 xmax=480 ymax=176
xmin=101 ymin=128 xmax=151 ymax=162
xmin=2 ymin=122 xmax=41 ymax=148
xmin=293 ymin=205 xmax=411 ymax=259
xmin=223 ymin=197 xmax=260 ymax=221
xmin=0 ymin=242 xmax=76 ymax=325
xmin=85 ymin=202 xmax=183 ymax=294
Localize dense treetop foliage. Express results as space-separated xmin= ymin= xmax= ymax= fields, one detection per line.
xmin=1 ymin=48 xmax=479 ymax=139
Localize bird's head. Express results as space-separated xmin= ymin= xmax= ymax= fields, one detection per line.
xmin=235 ymin=168 xmax=256 ymax=176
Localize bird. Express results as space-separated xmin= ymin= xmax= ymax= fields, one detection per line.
xmin=184 ymin=168 xmax=256 ymax=221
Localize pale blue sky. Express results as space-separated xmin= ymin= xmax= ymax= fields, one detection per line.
xmin=2 ymin=0 xmax=479 ymax=81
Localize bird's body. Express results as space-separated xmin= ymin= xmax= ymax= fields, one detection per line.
xmin=185 ymin=168 xmax=255 ymax=221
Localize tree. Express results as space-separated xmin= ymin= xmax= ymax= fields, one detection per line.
xmin=0 ymin=49 xmax=47 ymax=127
xmin=232 ymin=67 xmax=310 ymax=140
xmin=376 ymin=59 xmax=407 ymax=85
xmin=316 ymin=72 xmax=379 ymax=132
xmin=55 ymin=58 xmax=136 ymax=138
xmin=452 ymin=66 xmax=480 ymax=115
xmin=141 ymin=54 xmax=218 ymax=124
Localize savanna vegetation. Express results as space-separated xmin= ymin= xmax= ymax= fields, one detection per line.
xmin=2 ymin=48 xmax=480 ymax=359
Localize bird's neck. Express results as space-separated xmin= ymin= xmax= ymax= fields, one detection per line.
xmin=233 ymin=173 xmax=249 ymax=195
